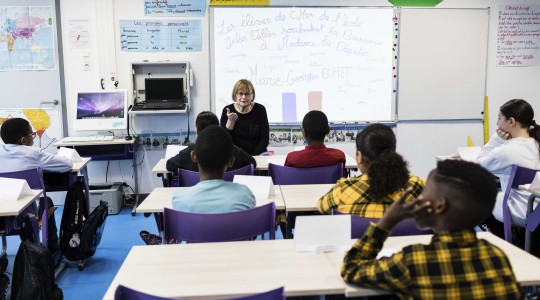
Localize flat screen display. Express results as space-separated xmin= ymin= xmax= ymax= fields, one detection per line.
xmin=74 ymin=90 xmax=128 ymax=131
xmin=145 ymin=78 xmax=184 ymax=102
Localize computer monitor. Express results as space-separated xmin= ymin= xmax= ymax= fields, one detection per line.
xmin=145 ymin=78 xmax=185 ymax=103
xmin=73 ymin=90 xmax=128 ymax=132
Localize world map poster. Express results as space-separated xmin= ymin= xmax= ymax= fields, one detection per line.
xmin=0 ymin=6 xmax=56 ymax=71
xmin=0 ymin=109 xmax=61 ymax=152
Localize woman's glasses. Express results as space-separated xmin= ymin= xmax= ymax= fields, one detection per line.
xmin=30 ymin=132 xmax=37 ymax=138
xmin=237 ymin=92 xmax=253 ymax=97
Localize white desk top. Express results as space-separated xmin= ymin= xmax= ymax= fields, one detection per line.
xmin=279 ymin=184 xmax=334 ymax=212
xmin=54 ymin=138 xmax=135 ymax=147
xmin=71 ymin=157 xmax=92 ymax=172
xmin=151 ymin=158 xmax=168 ymax=174
xmin=103 ymin=239 xmax=346 ymax=300
xmin=136 ymin=186 xmax=286 ymax=213
xmin=324 ymin=232 xmax=540 ymax=298
xmin=0 ymin=189 xmax=43 ymax=217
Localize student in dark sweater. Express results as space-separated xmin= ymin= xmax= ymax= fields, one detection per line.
xmin=166 ymin=111 xmax=256 ymax=172
xmin=220 ymin=79 xmax=269 ymax=155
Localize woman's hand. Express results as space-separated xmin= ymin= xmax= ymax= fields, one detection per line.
xmin=225 ymin=108 xmax=238 ymax=130
xmin=496 ymin=128 xmax=512 ymax=140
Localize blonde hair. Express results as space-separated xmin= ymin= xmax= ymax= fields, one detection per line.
xmin=231 ymin=79 xmax=256 ymax=102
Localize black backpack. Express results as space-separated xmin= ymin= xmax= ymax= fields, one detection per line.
xmin=11 ymin=240 xmax=63 ymax=300
xmin=59 ymin=182 xmax=108 ymax=261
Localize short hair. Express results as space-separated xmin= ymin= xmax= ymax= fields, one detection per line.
xmin=0 ymin=118 xmax=31 ymax=144
xmin=195 ymin=111 xmax=219 ymax=132
xmin=231 ymin=79 xmax=255 ymax=102
xmin=195 ymin=125 xmax=233 ymax=172
xmin=302 ymin=110 xmax=329 ymax=141
xmin=432 ymin=160 xmax=498 ymax=224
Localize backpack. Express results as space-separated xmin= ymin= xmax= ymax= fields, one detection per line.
xmin=11 ymin=240 xmax=63 ymax=300
xmin=59 ymin=182 xmax=108 ymax=261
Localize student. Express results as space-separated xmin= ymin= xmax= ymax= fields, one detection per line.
xmin=141 ymin=125 xmax=256 ymax=245
xmin=166 ymin=111 xmax=256 ymax=172
xmin=318 ymin=123 xmax=424 ymax=217
xmin=476 ymin=99 xmax=540 ymax=229
xmin=341 ymin=160 xmax=522 ymax=299
xmin=0 ymin=118 xmax=73 ymax=252
xmin=284 ymin=110 xmax=345 ymax=168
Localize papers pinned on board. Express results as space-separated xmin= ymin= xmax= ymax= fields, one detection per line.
xmin=233 ymin=175 xmax=275 ymax=201
xmin=165 ymin=145 xmax=187 ymax=160
xmin=457 ymin=146 xmax=481 ymax=162
xmin=0 ymin=177 xmax=35 ymax=201
xmin=294 ymin=215 xmax=352 ymax=253
xmin=57 ymin=147 xmax=83 ymax=162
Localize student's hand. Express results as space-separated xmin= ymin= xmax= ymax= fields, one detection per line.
xmin=377 ymin=187 xmax=432 ymax=232
xmin=226 ymin=108 xmax=238 ymax=123
xmin=496 ymin=128 xmax=511 ymax=140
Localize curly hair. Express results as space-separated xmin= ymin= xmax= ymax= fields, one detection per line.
xmin=356 ymin=124 xmax=409 ymax=200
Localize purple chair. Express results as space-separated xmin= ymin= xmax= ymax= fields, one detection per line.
xmin=525 ymin=191 xmax=540 ymax=252
xmin=114 ymin=285 xmax=285 ymax=300
xmin=268 ymin=163 xmax=343 ymax=185
xmin=333 ymin=210 xmax=431 ymax=238
xmin=163 ymin=202 xmax=276 ymax=243
xmin=0 ymin=168 xmax=46 ymax=255
xmin=502 ymin=165 xmax=539 ymax=243
xmin=177 ymin=164 xmax=255 ymax=187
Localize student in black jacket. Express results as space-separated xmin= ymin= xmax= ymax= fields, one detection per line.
xmin=166 ymin=111 xmax=256 ymax=172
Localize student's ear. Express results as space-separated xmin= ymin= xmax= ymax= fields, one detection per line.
xmin=431 ymin=197 xmax=447 ymax=214
xmin=301 ymin=128 xmax=307 ymax=139
xmin=227 ymin=155 xmax=235 ymax=168
xmin=356 ymin=150 xmax=363 ymax=165
xmin=508 ymin=117 xmax=517 ymax=127
xmin=190 ymin=150 xmax=198 ymax=163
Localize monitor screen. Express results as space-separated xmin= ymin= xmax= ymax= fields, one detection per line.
xmin=74 ymin=90 xmax=128 ymax=132
xmin=145 ymin=78 xmax=184 ymax=102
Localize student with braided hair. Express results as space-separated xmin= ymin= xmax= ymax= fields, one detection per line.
xmin=477 ymin=99 xmax=540 ymax=229
xmin=318 ymin=123 xmax=424 ymax=217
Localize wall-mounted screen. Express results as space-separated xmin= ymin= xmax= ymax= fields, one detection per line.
xmin=145 ymin=78 xmax=185 ymax=103
xmin=74 ymin=90 xmax=128 ymax=132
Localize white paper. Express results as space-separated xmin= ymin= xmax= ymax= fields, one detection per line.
xmin=267 ymin=158 xmax=286 ymax=166
xmin=530 ymin=172 xmax=540 ymax=191
xmin=233 ymin=175 xmax=274 ymax=200
xmin=457 ymin=146 xmax=481 ymax=162
xmin=165 ymin=145 xmax=187 ymax=159
xmin=57 ymin=147 xmax=83 ymax=162
xmin=294 ymin=215 xmax=351 ymax=252
xmin=0 ymin=177 xmax=34 ymax=201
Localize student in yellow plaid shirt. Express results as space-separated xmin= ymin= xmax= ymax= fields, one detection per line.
xmin=341 ymin=160 xmax=522 ymax=299
xmin=318 ymin=124 xmax=424 ymax=217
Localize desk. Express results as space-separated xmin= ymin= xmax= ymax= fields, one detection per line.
xmin=0 ymin=189 xmax=43 ymax=256
xmin=518 ymin=184 xmax=540 ymax=252
xmin=324 ymin=232 xmax=540 ymax=298
xmin=103 ymin=239 xmax=345 ymax=300
xmin=279 ymin=184 xmax=334 ymax=212
xmin=55 ymin=138 xmax=139 ymax=215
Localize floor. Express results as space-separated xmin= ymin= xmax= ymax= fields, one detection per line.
xmin=3 ymin=205 xmax=285 ymax=300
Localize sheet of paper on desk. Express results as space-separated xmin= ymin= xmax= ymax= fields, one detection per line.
xmin=294 ymin=215 xmax=351 ymax=252
xmin=233 ymin=175 xmax=275 ymax=200
xmin=57 ymin=147 xmax=83 ymax=162
xmin=267 ymin=158 xmax=286 ymax=166
xmin=530 ymin=172 xmax=540 ymax=191
xmin=457 ymin=146 xmax=481 ymax=162
xmin=165 ymin=145 xmax=187 ymax=159
xmin=0 ymin=177 xmax=34 ymax=201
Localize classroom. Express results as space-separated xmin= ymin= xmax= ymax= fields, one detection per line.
xmin=1 ymin=0 xmax=540 ymax=299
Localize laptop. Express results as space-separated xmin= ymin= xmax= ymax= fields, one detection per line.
xmin=132 ymin=78 xmax=186 ymax=110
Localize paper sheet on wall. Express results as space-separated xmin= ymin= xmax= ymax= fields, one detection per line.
xmin=497 ymin=5 xmax=540 ymax=67
xmin=120 ymin=20 xmax=202 ymax=52
xmin=144 ymin=0 xmax=206 ymax=16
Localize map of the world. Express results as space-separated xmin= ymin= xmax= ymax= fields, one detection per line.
xmin=0 ymin=6 xmax=56 ymax=71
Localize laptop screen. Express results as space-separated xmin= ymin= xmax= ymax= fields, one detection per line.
xmin=145 ymin=78 xmax=184 ymax=103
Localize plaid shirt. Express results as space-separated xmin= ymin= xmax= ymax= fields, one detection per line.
xmin=342 ymin=223 xmax=523 ymax=300
xmin=317 ymin=174 xmax=425 ymax=217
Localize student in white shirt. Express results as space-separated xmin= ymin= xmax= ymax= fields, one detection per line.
xmin=477 ymin=99 xmax=540 ymax=233
xmin=0 ymin=118 xmax=72 ymax=252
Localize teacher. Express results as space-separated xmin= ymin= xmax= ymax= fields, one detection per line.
xmin=220 ymin=79 xmax=269 ymax=156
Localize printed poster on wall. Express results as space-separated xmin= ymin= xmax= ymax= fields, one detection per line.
xmin=144 ymin=0 xmax=206 ymax=16
xmin=120 ymin=19 xmax=201 ymax=52
xmin=497 ymin=5 xmax=540 ymax=67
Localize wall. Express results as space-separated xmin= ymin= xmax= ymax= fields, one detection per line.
xmin=59 ymin=0 xmax=540 ymax=192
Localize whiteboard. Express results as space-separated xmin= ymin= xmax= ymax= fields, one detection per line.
xmin=210 ymin=7 xmax=395 ymax=123
xmin=397 ymin=8 xmax=489 ymax=120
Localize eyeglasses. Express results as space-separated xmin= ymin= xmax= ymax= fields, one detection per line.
xmin=237 ymin=92 xmax=253 ymax=97
xmin=29 ymin=132 xmax=37 ymax=138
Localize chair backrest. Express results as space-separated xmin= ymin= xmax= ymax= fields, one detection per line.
xmin=0 ymin=167 xmax=45 ymax=190
xmin=163 ymin=202 xmax=276 ymax=243
xmin=502 ymin=165 xmax=539 ymax=242
xmin=268 ymin=163 xmax=343 ymax=185
xmin=178 ymin=164 xmax=255 ymax=187
xmin=332 ymin=210 xmax=431 ymax=238
xmin=115 ymin=285 xmax=172 ymax=300
xmin=114 ymin=285 xmax=285 ymax=300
